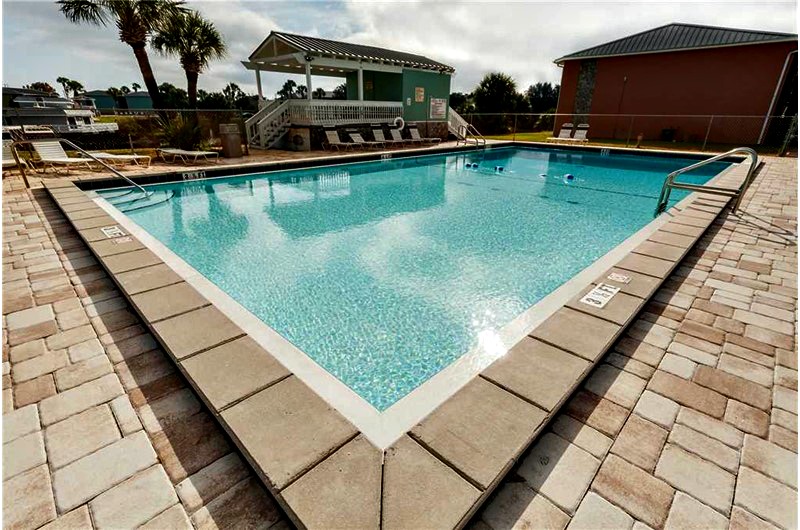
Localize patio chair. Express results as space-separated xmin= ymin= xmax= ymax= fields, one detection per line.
xmin=349 ymin=132 xmax=384 ymax=149
xmin=2 ymin=140 xmax=27 ymax=173
xmin=565 ymin=124 xmax=590 ymax=143
xmin=372 ymin=127 xmax=403 ymax=146
xmin=91 ymin=152 xmax=152 ymax=168
xmin=547 ymin=123 xmax=574 ymax=142
xmin=31 ymin=140 xmax=94 ymax=173
xmin=323 ymin=128 xmax=353 ymax=151
xmin=408 ymin=125 xmax=441 ymax=144
xmin=157 ymin=148 xmax=219 ymax=164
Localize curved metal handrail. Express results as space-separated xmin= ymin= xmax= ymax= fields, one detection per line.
xmin=654 ymin=147 xmax=759 ymax=216
xmin=11 ymin=138 xmax=150 ymax=197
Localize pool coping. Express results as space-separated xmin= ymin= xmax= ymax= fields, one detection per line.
xmin=42 ymin=145 xmax=754 ymax=528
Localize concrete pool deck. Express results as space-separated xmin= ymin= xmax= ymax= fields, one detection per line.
xmin=2 ymin=151 xmax=796 ymax=529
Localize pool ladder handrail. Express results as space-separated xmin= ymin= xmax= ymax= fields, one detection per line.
xmin=456 ymin=124 xmax=487 ymax=148
xmin=12 ymin=138 xmax=151 ymax=201
xmin=654 ymin=147 xmax=760 ymax=217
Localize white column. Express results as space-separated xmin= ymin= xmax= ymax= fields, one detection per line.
xmin=255 ymin=69 xmax=265 ymax=108
xmin=357 ymin=67 xmax=364 ymax=101
xmin=305 ymin=62 xmax=313 ymax=101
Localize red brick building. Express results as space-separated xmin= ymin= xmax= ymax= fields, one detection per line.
xmin=554 ymin=23 xmax=797 ymax=145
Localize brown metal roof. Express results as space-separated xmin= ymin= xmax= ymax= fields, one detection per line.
xmin=555 ymin=23 xmax=797 ymax=63
xmin=251 ymin=31 xmax=455 ymax=73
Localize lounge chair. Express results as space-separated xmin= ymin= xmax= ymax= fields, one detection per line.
xmin=92 ymin=152 xmax=152 ymax=168
xmin=564 ymin=124 xmax=590 ymax=143
xmin=349 ymin=132 xmax=383 ymax=149
xmin=547 ymin=123 xmax=574 ymax=142
xmin=157 ymin=148 xmax=219 ymax=164
xmin=32 ymin=140 xmax=94 ymax=173
xmin=372 ymin=127 xmax=403 ymax=146
xmin=323 ymin=128 xmax=353 ymax=151
xmin=389 ymin=128 xmax=412 ymax=145
xmin=2 ymin=140 xmax=27 ymax=173
xmin=408 ymin=126 xmax=441 ymax=144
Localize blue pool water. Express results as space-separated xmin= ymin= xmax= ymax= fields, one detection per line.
xmin=100 ymin=147 xmax=729 ymax=410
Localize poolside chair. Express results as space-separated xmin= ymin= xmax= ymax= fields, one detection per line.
xmin=408 ymin=125 xmax=441 ymax=144
xmin=157 ymin=148 xmax=219 ymax=164
xmin=372 ymin=127 xmax=403 ymax=146
xmin=389 ymin=128 xmax=412 ymax=145
xmin=349 ymin=132 xmax=384 ymax=149
xmin=2 ymin=140 xmax=27 ymax=173
xmin=565 ymin=124 xmax=590 ymax=143
xmin=323 ymin=128 xmax=353 ymax=151
xmin=92 ymin=152 xmax=152 ymax=168
xmin=32 ymin=140 xmax=94 ymax=173
xmin=547 ymin=123 xmax=574 ymax=142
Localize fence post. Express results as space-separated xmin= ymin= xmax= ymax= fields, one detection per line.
xmin=513 ymin=114 xmax=517 ymax=141
xmin=625 ymin=116 xmax=635 ymax=147
xmin=701 ymin=116 xmax=714 ymax=152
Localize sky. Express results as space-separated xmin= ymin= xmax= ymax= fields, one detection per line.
xmin=2 ymin=0 xmax=797 ymax=99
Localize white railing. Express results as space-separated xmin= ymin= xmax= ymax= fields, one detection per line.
xmin=245 ymin=99 xmax=281 ymax=145
xmin=51 ymin=123 xmax=119 ymax=133
xmin=289 ymin=100 xmax=403 ymax=126
xmin=448 ymin=107 xmax=468 ymax=137
xmin=256 ymin=100 xmax=291 ymax=149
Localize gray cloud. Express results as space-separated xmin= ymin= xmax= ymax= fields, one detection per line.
xmin=3 ymin=0 xmax=796 ymax=99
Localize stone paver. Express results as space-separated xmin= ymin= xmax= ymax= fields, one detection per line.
xmin=52 ymin=431 xmax=157 ymax=512
xmin=664 ymin=491 xmax=728 ymax=529
xmin=3 ymin=465 xmax=57 ymax=530
xmin=89 ymin=465 xmax=179 ymax=529
xmin=655 ymin=444 xmax=735 ymax=515
xmin=735 ymin=466 xmax=797 ymax=529
xmin=568 ymin=491 xmax=634 ymax=530
xmin=610 ymin=414 xmax=668 ymax=472
xmin=44 ymin=404 xmax=120 ymax=469
xmin=4 ymin=156 xmax=797 ymax=529
xmin=518 ymin=432 xmax=600 ymax=514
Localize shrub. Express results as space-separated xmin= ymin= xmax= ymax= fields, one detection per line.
xmin=157 ymin=114 xmax=202 ymax=150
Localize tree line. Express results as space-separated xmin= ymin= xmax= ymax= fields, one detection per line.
xmin=450 ymin=73 xmax=560 ymax=115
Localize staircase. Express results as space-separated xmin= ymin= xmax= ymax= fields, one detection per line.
xmin=246 ymin=100 xmax=291 ymax=149
xmin=448 ymin=108 xmax=486 ymax=147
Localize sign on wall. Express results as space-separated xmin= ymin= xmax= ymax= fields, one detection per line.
xmin=415 ymin=87 xmax=425 ymax=103
xmin=429 ymin=97 xmax=447 ymax=120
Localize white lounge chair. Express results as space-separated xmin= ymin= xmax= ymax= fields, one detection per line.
xmin=372 ymin=127 xmax=403 ymax=146
xmin=564 ymin=124 xmax=590 ymax=143
xmin=349 ymin=132 xmax=383 ymax=149
xmin=32 ymin=140 xmax=94 ymax=173
xmin=157 ymin=148 xmax=219 ymax=163
xmin=547 ymin=123 xmax=574 ymax=142
xmin=91 ymin=152 xmax=152 ymax=168
xmin=323 ymin=128 xmax=353 ymax=151
xmin=2 ymin=140 xmax=27 ymax=173
xmin=389 ymin=128 xmax=412 ymax=145
xmin=408 ymin=126 xmax=441 ymax=144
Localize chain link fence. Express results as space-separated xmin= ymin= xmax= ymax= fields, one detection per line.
xmin=462 ymin=113 xmax=797 ymax=155
xmin=49 ymin=109 xmax=247 ymax=152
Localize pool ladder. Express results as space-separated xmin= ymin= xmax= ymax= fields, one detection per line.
xmin=12 ymin=138 xmax=171 ymax=212
xmin=654 ymin=147 xmax=761 ymax=217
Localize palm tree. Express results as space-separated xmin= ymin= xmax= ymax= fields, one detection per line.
xmin=313 ymin=87 xmax=326 ymax=99
xmin=57 ymin=0 xmax=186 ymax=109
xmin=66 ymin=80 xmax=84 ymax=97
xmin=131 ymin=82 xmax=141 ymax=92
xmin=152 ymin=11 xmax=226 ymax=108
xmin=56 ymin=76 xmax=71 ymax=97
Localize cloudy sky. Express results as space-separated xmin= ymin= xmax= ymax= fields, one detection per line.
xmin=2 ymin=0 xmax=797 ymax=99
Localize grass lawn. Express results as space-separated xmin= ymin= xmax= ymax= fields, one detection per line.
xmin=485 ymin=131 xmax=782 ymax=155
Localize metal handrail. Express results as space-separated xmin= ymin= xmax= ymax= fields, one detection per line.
xmin=12 ymin=138 xmax=149 ymax=196
xmin=457 ymin=123 xmax=486 ymax=147
xmin=654 ymin=147 xmax=759 ymax=216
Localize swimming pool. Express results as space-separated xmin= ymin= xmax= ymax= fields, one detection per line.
xmin=98 ymin=146 xmax=729 ymax=411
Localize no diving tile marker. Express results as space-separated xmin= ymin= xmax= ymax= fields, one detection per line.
xmin=100 ymin=225 xmax=126 ymax=238
xmin=580 ymin=283 xmax=621 ymax=309
xmin=607 ymin=272 xmax=631 ymax=284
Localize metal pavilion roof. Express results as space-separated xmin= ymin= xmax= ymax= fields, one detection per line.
xmin=555 ymin=23 xmax=797 ymax=64
xmin=250 ymin=31 xmax=455 ymax=73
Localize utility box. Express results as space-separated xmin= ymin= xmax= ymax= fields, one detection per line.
xmin=219 ymin=123 xmax=243 ymax=158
